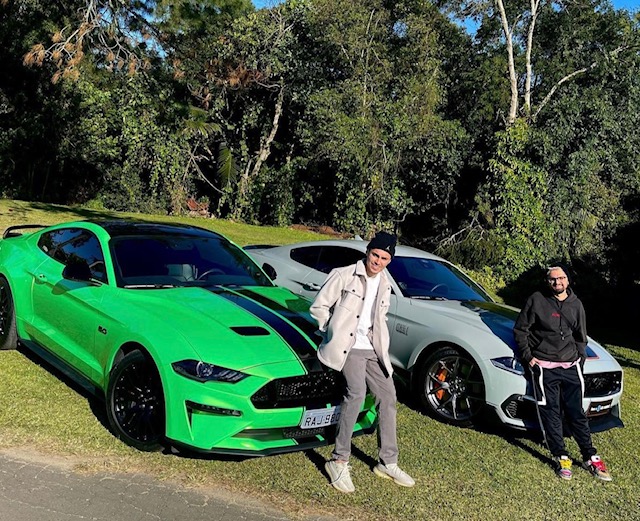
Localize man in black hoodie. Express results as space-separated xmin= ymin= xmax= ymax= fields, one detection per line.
xmin=514 ymin=265 xmax=612 ymax=481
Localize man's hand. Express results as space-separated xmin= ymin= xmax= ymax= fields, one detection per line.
xmin=529 ymin=357 xmax=540 ymax=367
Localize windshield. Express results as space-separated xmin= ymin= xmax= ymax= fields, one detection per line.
xmin=386 ymin=257 xmax=492 ymax=302
xmin=111 ymin=235 xmax=273 ymax=288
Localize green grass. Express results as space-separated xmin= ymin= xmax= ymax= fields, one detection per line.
xmin=0 ymin=199 xmax=327 ymax=246
xmin=0 ymin=199 xmax=638 ymax=521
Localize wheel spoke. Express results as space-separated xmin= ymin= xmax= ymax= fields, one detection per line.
xmin=451 ymin=394 xmax=459 ymax=419
xmin=435 ymin=394 xmax=454 ymax=412
xmin=109 ymin=353 xmax=164 ymax=447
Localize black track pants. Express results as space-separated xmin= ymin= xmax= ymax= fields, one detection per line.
xmin=532 ymin=364 xmax=597 ymax=460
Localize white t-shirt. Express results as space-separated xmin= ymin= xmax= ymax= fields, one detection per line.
xmin=352 ymin=273 xmax=381 ymax=350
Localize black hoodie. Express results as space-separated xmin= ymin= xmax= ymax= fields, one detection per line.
xmin=513 ymin=287 xmax=588 ymax=365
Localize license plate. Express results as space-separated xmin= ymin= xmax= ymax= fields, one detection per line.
xmin=587 ymin=399 xmax=613 ymax=417
xmin=300 ymin=406 xmax=341 ymax=429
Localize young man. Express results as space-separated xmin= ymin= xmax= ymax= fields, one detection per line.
xmin=513 ymin=265 xmax=611 ymax=481
xmin=310 ymin=231 xmax=415 ymax=493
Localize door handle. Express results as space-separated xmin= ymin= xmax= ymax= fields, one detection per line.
xmin=303 ymin=282 xmax=321 ymax=291
xmin=35 ymin=273 xmax=48 ymax=284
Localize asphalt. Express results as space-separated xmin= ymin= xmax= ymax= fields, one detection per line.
xmin=0 ymin=450 xmax=334 ymax=521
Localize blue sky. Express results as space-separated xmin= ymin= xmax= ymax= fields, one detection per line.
xmin=611 ymin=0 xmax=639 ymax=8
xmin=253 ymin=0 xmax=638 ymax=11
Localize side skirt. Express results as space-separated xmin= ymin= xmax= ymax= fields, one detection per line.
xmin=17 ymin=338 xmax=103 ymax=400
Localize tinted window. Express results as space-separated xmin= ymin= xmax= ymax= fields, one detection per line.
xmin=38 ymin=228 xmax=108 ymax=283
xmin=290 ymin=245 xmax=364 ymax=273
xmin=316 ymin=246 xmax=364 ymax=274
xmin=290 ymin=246 xmax=321 ymax=269
xmin=111 ymin=235 xmax=272 ymax=288
xmin=387 ymin=257 xmax=491 ymax=301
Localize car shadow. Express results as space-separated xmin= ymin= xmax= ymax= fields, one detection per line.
xmin=16 ymin=342 xmax=110 ymax=429
xmin=474 ymin=420 xmax=553 ymax=467
xmin=394 ymin=378 xmax=556 ymax=466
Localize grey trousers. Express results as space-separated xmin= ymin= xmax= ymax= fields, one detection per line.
xmin=332 ymin=349 xmax=399 ymax=465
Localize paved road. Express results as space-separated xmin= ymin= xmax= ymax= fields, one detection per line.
xmin=0 ymin=450 xmax=333 ymax=521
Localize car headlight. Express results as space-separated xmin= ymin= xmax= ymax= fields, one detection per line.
xmin=491 ymin=357 xmax=525 ymax=376
xmin=172 ymin=360 xmax=248 ymax=383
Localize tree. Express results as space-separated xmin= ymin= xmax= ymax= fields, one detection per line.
xmin=441 ymin=0 xmax=637 ymax=125
xmin=289 ymin=0 xmax=466 ymax=235
xmin=437 ymin=0 xmax=640 ymax=282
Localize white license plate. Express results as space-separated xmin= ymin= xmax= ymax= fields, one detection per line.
xmin=300 ymin=406 xmax=341 ymax=429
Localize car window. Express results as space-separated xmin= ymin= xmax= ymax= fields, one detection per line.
xmin=290 ymin=246 xmax=322 ymax=269
xmin=111 ymin=235 xmax=273 ymax=288
xmin=387 ymin=257 xmax=492 ymax=301
xmin=316 ymin=246 xmax=364 ymax=274
xmin=38 ymin=228 xmax=108 ymax=283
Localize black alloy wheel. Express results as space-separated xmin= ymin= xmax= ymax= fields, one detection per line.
xmin=0 ymin=277 xmax=18 ymax=350
xmin=418 ymin=346 xmax=485 ymax=427
xmin=106 ymin=349 xmax=165 ymax=451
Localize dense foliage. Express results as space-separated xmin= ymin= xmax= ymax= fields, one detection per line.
xmin=1 ymin=0 xmax=639 ymax=291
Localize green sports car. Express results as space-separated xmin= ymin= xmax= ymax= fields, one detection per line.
xmin=0 ymin=220 xmax=376 ymax=454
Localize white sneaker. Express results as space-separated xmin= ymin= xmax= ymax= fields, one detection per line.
xmin=373 ymin=463 xmax=415 ymax=487
xmin=325 ymin=460 xmax=355 ymax=493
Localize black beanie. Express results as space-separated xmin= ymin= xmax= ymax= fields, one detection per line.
xmin=367 ymin=231 xmax=397 ymax=258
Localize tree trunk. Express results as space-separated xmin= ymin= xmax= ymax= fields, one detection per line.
xmin=524 ymin=0 xmax=541 ymax=116
xmin=232 ymin=85 xmax=285 ymax=220
xmin=496 ymin=0 xmax=519 ymax=125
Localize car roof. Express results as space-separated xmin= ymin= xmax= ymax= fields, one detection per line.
xmin=83 ymin=220 xmax=225 ymax=240
xmin=266 ymin=239 xmax=447 ymax=263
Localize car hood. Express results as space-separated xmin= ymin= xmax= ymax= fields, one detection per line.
xmin=121 ymin=285 xmax=320 ymax=371
xmin=409 ymin=299 xmax=614 ymax=364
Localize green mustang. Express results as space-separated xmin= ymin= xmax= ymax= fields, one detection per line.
xmin=0 ymin=220 xmax=376 ymax=454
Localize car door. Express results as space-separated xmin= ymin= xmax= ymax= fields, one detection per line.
xmin=29 ymin=228 xmax=108 ymax=381
xmin=274 ymin=246 xmax=322 ymax=295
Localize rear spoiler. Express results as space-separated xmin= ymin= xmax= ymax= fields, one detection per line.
xmin=3 ymin=224 xmax=47 ymax=239
xmin=243 ymin=245 xmax=277 ymax=250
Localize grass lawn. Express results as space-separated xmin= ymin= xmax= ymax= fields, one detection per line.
xmin=0 ymin=199 xmax=638 ymax=521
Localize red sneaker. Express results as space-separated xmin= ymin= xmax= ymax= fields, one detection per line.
xmin=583 ymin=455 xmax=612 ymax=481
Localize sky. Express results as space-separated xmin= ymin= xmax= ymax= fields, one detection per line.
xmin=613 ymin=0 xmax=639 ymax=8
xmin=253 ymin=0 xmax=639 ymax=11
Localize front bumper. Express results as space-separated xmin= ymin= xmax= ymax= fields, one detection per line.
xmin=486 ymin=365 xmax=624 ymax=432
xmin=162 ymin=360 xmax=378 ymax=455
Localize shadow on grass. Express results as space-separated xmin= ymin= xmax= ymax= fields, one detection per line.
xmin=396 ymin=381 xmax=555 ymax=470
xmin=304 ymin=443 xmax=378 ymax=486
xmin=16 ymin=342 xmax=109 ymax=430
xmin=474 ymin=420 xmax=553 ymax=468
xmin=4 ymin=201 xmax=162 ymax=226
xmin=25 ymin=202 xmax=135 ymax=221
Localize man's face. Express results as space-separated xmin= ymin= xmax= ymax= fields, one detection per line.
xmin=547 ymin=268 xmax=569 ymax=295
xmin=365 ymin=248 xmax=392 ymax=277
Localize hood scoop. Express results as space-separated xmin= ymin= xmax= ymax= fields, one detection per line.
xmin=231 ymin=326 xmax=270 ymax=336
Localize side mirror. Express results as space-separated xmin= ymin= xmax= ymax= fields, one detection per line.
xmin=262 ymin=263 xmax=277 ymax=281
xmin=62 ymin=260 xmax=93 ymax=283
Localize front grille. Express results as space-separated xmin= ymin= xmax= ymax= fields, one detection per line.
xmin=584 ymin=371 xmax=622 ymax=398
xmin=251 ymin=370 xmax=345 ymax=409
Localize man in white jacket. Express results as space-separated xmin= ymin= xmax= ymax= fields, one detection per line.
xmin=310 ymin=231 xmax=415 ymax=493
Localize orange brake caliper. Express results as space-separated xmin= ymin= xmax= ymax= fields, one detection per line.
xmin=435 ymin=369 xmax=447 ymax=400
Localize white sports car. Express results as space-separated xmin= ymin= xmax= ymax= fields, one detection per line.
xmin=246 ymin=239 xmax=623 ymax=432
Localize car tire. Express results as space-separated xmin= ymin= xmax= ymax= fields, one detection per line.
xmin=0 ymin=277 xmax=18 ymax=350
xmin=106 ymin=349 xmax=165 ymax=451
xmin=417 ymin=346 xmax=485 ymax=427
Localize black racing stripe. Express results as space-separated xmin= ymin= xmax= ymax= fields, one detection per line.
xmin=211 ymin=288 xmax=322 ymax=373
xmin=235 ymin=289 xmax=321 ymax=347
